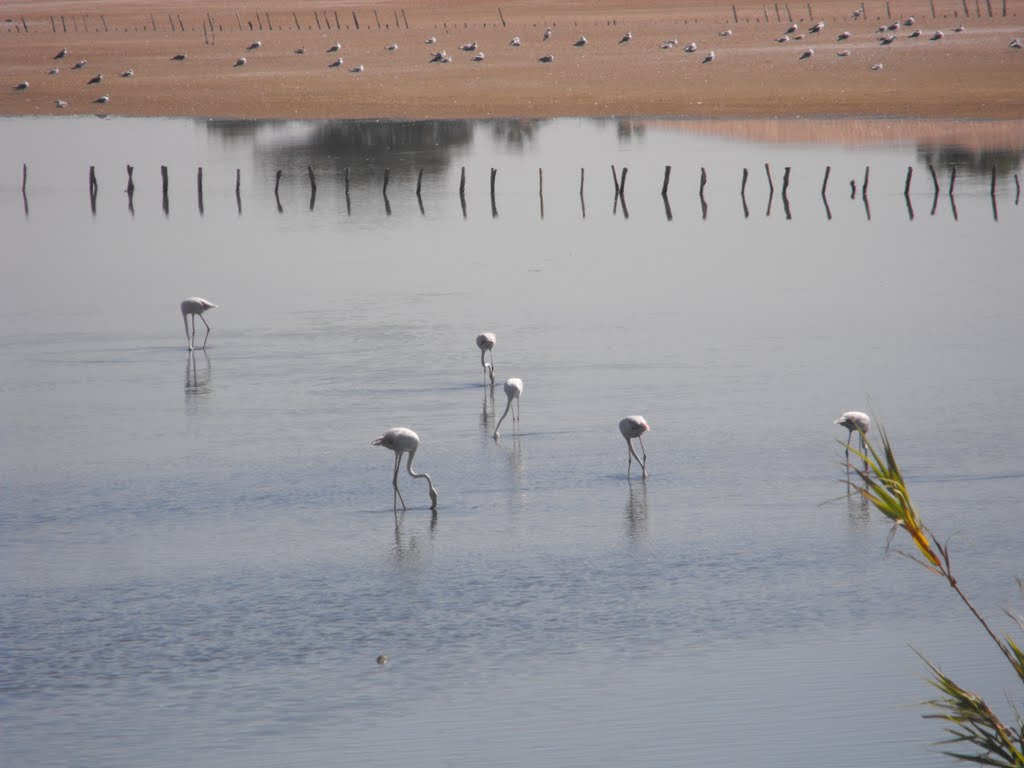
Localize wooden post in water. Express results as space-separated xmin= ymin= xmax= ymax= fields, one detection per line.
xmin=307 ymin=166 xmax=317 ymax=193
xmin=382 ymin=168 xmax=390 ymax=197
xmin=821 ymin=166 xmax=831 ymax=196
xmin=782 ymin=166 xmax=790 ymax=198
xmin=274 ymin=170 xmax=282 ymax=196
xmin=741 ymin=168 xmax=749 ymax=197
xmin=610 ymin=165 xmax=620 ymax=198
xmin=580 ymin=167 xmax=586 ymax=218
xmin=161 ymin=165 xmax=169 ymax=214
xmin=459 ymin=166 xmax=466 ymax=198
xmin=699 ymin=167 xmax=707 ymax=197
xmin=197 ymin=167 xmax=204 ymax=215
xmin=619 ymin=167 xmax=628 ymax=197
xmin=764 ymin=163 xmax=774 ymax=194
xmin=904 ymin=166 xmax=913 ymax=196
xmin=949 ymin=165 xmax=957 ymax=195
xmin=22 ymin=163 xmax=27 ymax=193
xmin=89 ymin=166 xmax=98 ymax=196
xmin=862 ymin=166 xmax=870 ymax=199
xmin=662 ymin=166 xmax=672 ymax=197
xmin=990 ymin=165 xmax=996 ymax=196
xmin=490 ymin=168 xmax=498 ymax=217
xmin=538 ymin=168 xmax=544 ymax=219
xmin=928 ymin=164 xmax=939 ymax=193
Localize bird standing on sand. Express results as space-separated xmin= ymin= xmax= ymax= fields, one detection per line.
xmin=510 ymin=36 xmax=521 ymax=47
xmin=810 ymin=20 xmax=825 ymax=32
xmin=247 ymin=40 xmax=262 ymax=50
xmin=171 ymin=53 xmax=187 ymax=61
xmin=1010 ymin=38 xmax=1022 ymax=48
xmin=838 ymin=31 xmax=851 ymax=40
xmin=684 ymin=42 xmax=698 ymax=52
xmin=702 ymin=50 xmax=715 ymax=63
xmin=329 ymin=58 xmax=343 ymax=68
xmin=494 ymin=378 xmax=523 ymax=439
xmin=55 ymin=98 xmax=68 ymax=108
xmin=835 ymin=411 xmax=870 ymax=464
xmin=73 ymin=59 xmax=87 ymax=69
xmin=180 ymin=297 xmax=217 ymax=351
xmin=120 ymin=69 xmax=134 ymax=77
xmin=460 ymin=41 xmax=478 ymax=51
xmin=799 ymin=48 xmax=814 ymax=59
xmin=87 ymin=73 xmax=103 ymax=84
xmin=372 ymin=427 xmax=438 ymax=511
xmin=349 ymin=64 xmax=364 ymax=73
xmin=619 ymin=32 xmax=633 ymax=43
xmin=327 ymin=42 xmax=342 ymax=53
xmin=14 ymin=81 xmax=29 ymax=91
xmin=574 ymin=36 xmax=588 ymax=47
xmin=539 ymin=54 xmax=555 ymax=63
xmin=930 ymin=30 xmax=944 ymax=40
xmin=55 ymin=48 xmax=68 ymax=60
xmin=473 ymin=51 xmax=486 ymax=61
xmin=93 ymin=94 xmax=110 ymax=104
xmin=619 ymin=416 xmax=651 ymax=479
xmin=544 ymin=27 xmax=552 ymax=40
xmin=234 ymin=57 xmax=246 ymax=67
xmin=48 ymin=67 xmax=59 ymax=74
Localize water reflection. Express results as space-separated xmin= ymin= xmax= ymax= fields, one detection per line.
xmin=391 ymin=509 xmax=438 ymax=568
xmin=624 ymin=479 xmax=649 ymax=542
xmin=917 ymin=145 xmax=1023 ymax=179
xmin=491 ymin=119 xmax=542 ymax=150
xmin=184 ymin=350 xmax=212 ymax=395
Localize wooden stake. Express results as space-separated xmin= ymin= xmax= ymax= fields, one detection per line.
xmin=416 ymin=168 xmax=423 ymax=198
xmin=949 ymin=165 xmax=957 ymax=194
xmin=862 ymin=166 xmax=870 ymax=198
xmin=308 ymin=165 xmax=317 ymax=192
xmin=904 ymin=166 xmax=913 ymax=196
xmin=383 ymin=168 xmax=390 ymax=196
xmin=821 ymin=165 xmax=831 ymax=196
xmin=662 ymin=165 xmax=672 ymax=197
xmin=929 ymin=164 xmax=939 ymax=192
xmin=459 ymin=166 xmax=466 ymax=197
xmin=765 ymin=163 xmax=774 ymax=193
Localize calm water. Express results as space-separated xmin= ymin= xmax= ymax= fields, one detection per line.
xmin=1 ymin=116 xmax=1022 ymax=768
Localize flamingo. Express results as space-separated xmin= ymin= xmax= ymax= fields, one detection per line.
xmin=476 ymin=332 xmax=496 ymax=385
xmin=619 ymin=416 xmax=651 ymax=479
xmin=835 ymin=411 xmax=870 ymax=464
xmin=372 ymin=427 xmax=438 ymax=510
xmin=494 ymin=378 xmax=523 ymax=439
xmin=180 ymin=297 xmax=217 ymax=351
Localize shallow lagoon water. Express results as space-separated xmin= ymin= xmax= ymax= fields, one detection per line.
xmin=1 ymin=116 xmax=1022 ymax=767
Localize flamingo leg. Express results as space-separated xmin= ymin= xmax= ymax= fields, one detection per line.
xmin=626 ymin=439 xmax=647 ymax=479
xmin=199 ymin=314 xmax=212 ymax=349
xmin=637 ymin=434 xmax=648 ymax=477
xmin=392 ymin=452 xmax=406 ymax=511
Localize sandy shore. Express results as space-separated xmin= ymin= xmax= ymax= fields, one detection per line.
xmin=2 ymin=0 xmax=1023 ymax=143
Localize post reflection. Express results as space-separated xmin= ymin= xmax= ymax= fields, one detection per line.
xmin=624 ymin=478 xmax=649 ymax=541
xmin=480 ymin=387 xmax=495 ymax=432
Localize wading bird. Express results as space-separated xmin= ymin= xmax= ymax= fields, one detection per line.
xmin=476 ymin=332 xmax=496 ymax=385
xmin=835 ymin=411 xmax=870 ymax=464
xmin=619 ymin=416 xmax=651 ymax=479
xmin=494 ymin=378 xmax=523 ymax=439
xmin=372 ymin=427 xmax=438 ymax=510
xmin=180 ymin=297 xmax=217 ymax=351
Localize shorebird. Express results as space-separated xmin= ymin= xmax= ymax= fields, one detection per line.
xmin=930 ymin=30 xmax=944 ymax=40
xmin=701 ymin=50 xmax=715 ymax=63
xmin=234 ymin=57 xmax=246 ymax=67
xmin=880 ymin=34 xmax=896 ymax=45
xmin=661 ymin=39 xmax=679 ymax=48
xmin=877 ymin=25 xmax=888 ymax=32
xmin=835 ymin=411 xmax=870 ymax=464
xmin=14 ymin=81 xmax=29 ymax=91
xmin=905 ymin=16 xmax=916 ymax=25
xmin=776 ymin=35 xmax=790 ymax=43
xmin=440 ymin=54 xmax=453 ymax=63
xmin=619 ymin=31 xmax=633 ymax=43
xmin=837 ymin=49 xmax=852 ymax=56
xmin=539 ymin=54 xmax=555 ymax=63
xmin=544 ymin=27 xmax=552 ymax=40
xmin=55 ymin=98 xmax=67 ymax=108
xmin=326 ymin=42 xmax=342 ymax=53
xmin=329 ymin=58 xmax=343 ymax=68
xmin=386 ymin=43 xmax=398 ymax=51
xmin=350 ymin=64 xmax=364 ymax=73
xmin=574 ymin=35 xmax=588 ymax=47
xmin=120 ymin=68 xmax=134 ymax=78
xmin=424 ymin=36 xmax=437 ymax=45
xmin=1011 ymin=38 xmax=1023 ymax=48
xmin=720 ymin=29 xmax=733 ymax=36
xmin=180 ymin=298 xmax=217 ymax=351
xmin=510 ymin=36 xmax=521 ymax=47
xmin=372 ymin=427 xmax=438 ymax=511
xmin=494 ymin=378 xmax=523 ymax=439
xmin=786 ymin=23 xmax=799 ymax=34
xmin=472 ymin=51 xmax=486 ymax=61
xmin=55 ymin=47 xmax=68 ymax=60
xmin=87 ymin=73 xmax=103 ymax=84
xmin=429 ymin=49 xmax=447 ymax=63
xmin=47 ymin=67 xmax=59 ymax=75
xmin=171 ymin=53 xmax=187 ymax=61
xmin=619 ymin=416 xmax=651 ymax=479
xmin=93 ymin=94 xmax=109 ymax=104
xmin=810 ymin=20 xmax=825 ymax=32
xmin=871 ymin=62 xmax=884 ymax=70
xmin=246 ymin=40 xmax=261 ymax=50
xmin=460 ymin=41 xmax=477 ymax=51
xmin=853 ymin=8 xmax=864 ymax=17
xmin=953 ymin=24 xmax=965 ymax=32
xmin=908 ymin=29 xmax=922 ymax=38
xmin=799 ymin=48 xmax=814 ymax=59
xmin=837 ymin=31 xmax=851 ymax=40
xmin=683 ymin=41 xmax=698 ymax=52
xmin=72 ymin=59 xmax=87 ymax=69
xmin=887 ymin=20 xmax=901 ymax=31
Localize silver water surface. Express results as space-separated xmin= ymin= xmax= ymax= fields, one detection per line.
xmin=1 ymin=116 xmax=1022 ymax=768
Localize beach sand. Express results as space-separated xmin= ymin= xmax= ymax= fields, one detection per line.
xmin=1 ymin=1 xmax=1023 ymax=145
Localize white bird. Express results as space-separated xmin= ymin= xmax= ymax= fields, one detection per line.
xmin=14 ymin=81 xmax=29 ymax=91
xmin=181 ymin=297 xmax=217 ymax=351
xmin=440 ymin=55 xmax=453 ymax=63
xmin=171 ymin=53 xmax=187 ymax=61
xmin=87 ymin=73 xmax=103 ymax=84
xmin=120 ymin=68 xmax=134 ymax=77
xmin=661 ymin=39 xmax=678 ymax=48
xmin=720 ymin=29 xmax=733 ymax=36
xmin=327 ymin=42 xmax=342 ymax=53
xmin=619 ymin=31 xmax=632 ymax=43
xmin=799 ymin=48 xmax=814 ymax=59
xmin=429 ymin=50 xmax=447 ymax=63
xmin=329 ymin=58 xmax=343 ymax=68
xmin=349 ymin=64 xmax=364 ymax=73
xmin=953 ymin=24 xmax=965 ymax=32
xmin=539 ymin=54 xmax=555 ymax=63
xmin=880 ymin=35 xmax=896 ymax=45
xmin=234 ymin=57 xmax=246 ymax=67
xmin=810 ymin=20 xmax=825 ymax=32
xmin=544 ymin=27 xmax=552 ymax=40
xmin=930 ymin=30 xmax=944 ymax=40
xmin=887 ymin=20 xmax=901 ymax=30
xmin=510 ymin=36 xmax=521 ymax=47
xmin=372 ymin=428 xmax=438 ymax=511
xmin=246 ymin=40 xmax=261 ymax=50
xmin=574 ymin=35 xmax=588 ymax=47
xmin=835 ymin=411 xmax=870 ymax=464
xmin=619 ymin=416 xmax=651 ymax=479
xmin=460 ymin=41 xmax=477 ymax=51
xmin=72 ymin=59 xmax=87 ymax=69
xmin=55 ymin=98 xmax=68 ymax=107
xmin=702 ymin=50 xmax=715 ymax=63
xmin=837 ymin=49 xmax=852 ymax=56
xmin=386 ymin=43 xmax=399 ymax=51
xmin=54 ymin=47 xmax=68 ymax=60
xmin=683 ymin=41 xmax=698 ymax=52
xmin=776 ymin=35 xmax=790 ymax=43
xmin=905 ymin=16 xmax=916 ymax=25
xmin=424 ymin=36 xmax=437 ymax=45
xmin=472 ymin=51 xmax=486 ymax=61
xmin=494 ymin=378 xmax=523 ymax=439
xmin=48 ymin=67 xmax=59 ymax=74
xmin=1011 ymin=38 xmax=1023 ymax=48
xmin=908 ymin=29 xmax=922 ymax=38
xmin=786 ymin=23 xmax=799 ymax=34
xmin=476 ymin=332 xmax=496 ymax=385
xmin=838 ymin=31 xmax=851 ymax=40
xmin=871 ymin=62 xmax=884 ymax=69
xmin=93 ymin=94 xmax=109 ymax=104
xmin=853 ymin=8 xmax=864 ymax=18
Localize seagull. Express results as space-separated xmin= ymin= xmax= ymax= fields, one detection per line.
xmin=720 ymin=29 xmax=733 ymax=36
xmin=472 ymin=51 xmax=486 ymax=61
xmin=460 ymin=41 xmax=477 ymax=51
xmin=14 ymin=81 xmax=29 ymax=91
xmin=786 ymin=23 xmax=799 ymax=34
xmin=171 ymin=53 xmax=187 ymax=61
xmin=120 ymin=68 xmax=133 ymax=77
xmin=799 ymin=48 xmax=814 ymax=59
xmin=386 ymin=43 xmax=398 ymax=51
xmin=510 ymin=36 xmax=521 ymax=46
xmin=87 ymin=73 xmax=103 ymax=84
xmin=871 ymin=62 xmax=884 ymax=69
xmin=539 ymin=54 xmax=555 ymax=63
xmin=908 ymin=29 xmax=922 ymax=38
xmin=294 ymin=47 xmax=306 ymax=54
xmin=683 ymin=41 xmax=698 ymax=52
xmin=810 ymin=20 xmax=825 ymax=32
xmin=55 ymin=47 xmax=68 ymax=60
xmin=326 ymin=42 xmax=342 ymax=53
xmin=246 ymin=40 xmax=261 ymax=50
xmin=55 ymin=98 xmax=67 ymax=108
xmin=328 ymin=57 xmax=343 ymax=68
xmin=544 ymin=27 xmax=552 ymax=40
xmin=930 ymin=30 xmax=944 ymax=40
xmin=619 ymin=31 xmax=632 ymax=43
xmin=702 ymin=50 xmax=715 ymax=63
xmin=440 ymin=55 xmax=453 ymax=63
xmin=349 ymin=64 xmax=364 ymax=73
xmin=93 ymin=94 xmax=109 ymax=104
xmin=48 ymin=67 xmax=59 ymax=74
xmin=905 ymin=16 xmax=916 ymax=25
xmin=574 ymin=35 xmax=588 ymax=47
xmin=887 ymin=20 xmax=901 ymax=30
xmin=837 ymin=49 xmax=852 ymax=56
xmin=837 ymin=31 xmax=851 ymax=40
xmin=853 ymin=8 xmax=864 ymax=17
xmin=776 ymin=35 xmax=790 ymax=43
xmin=429 ymin=50 xmax=446 ymax=62
xmin=72 ymin=59 xmax=87 ymax=69
xmin=880 ymin=34 xmax=896 ymax=45
xmin=953 ymin=24 xmax=965 ymax=32
xmin=424 ymin=36 xmax=437 ymax=45
xmin=1011 ymin=38 xmax=1023 ymax=48
xmin=234 ymin=57 xmax=246 ymax=67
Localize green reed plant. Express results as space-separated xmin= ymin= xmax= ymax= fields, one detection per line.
xmin=846 ymin=424 xmax=1024 ymax=766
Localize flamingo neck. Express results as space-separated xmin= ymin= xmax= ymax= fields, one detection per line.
xmin=405 ymin=451 xmax=438 ymax=500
